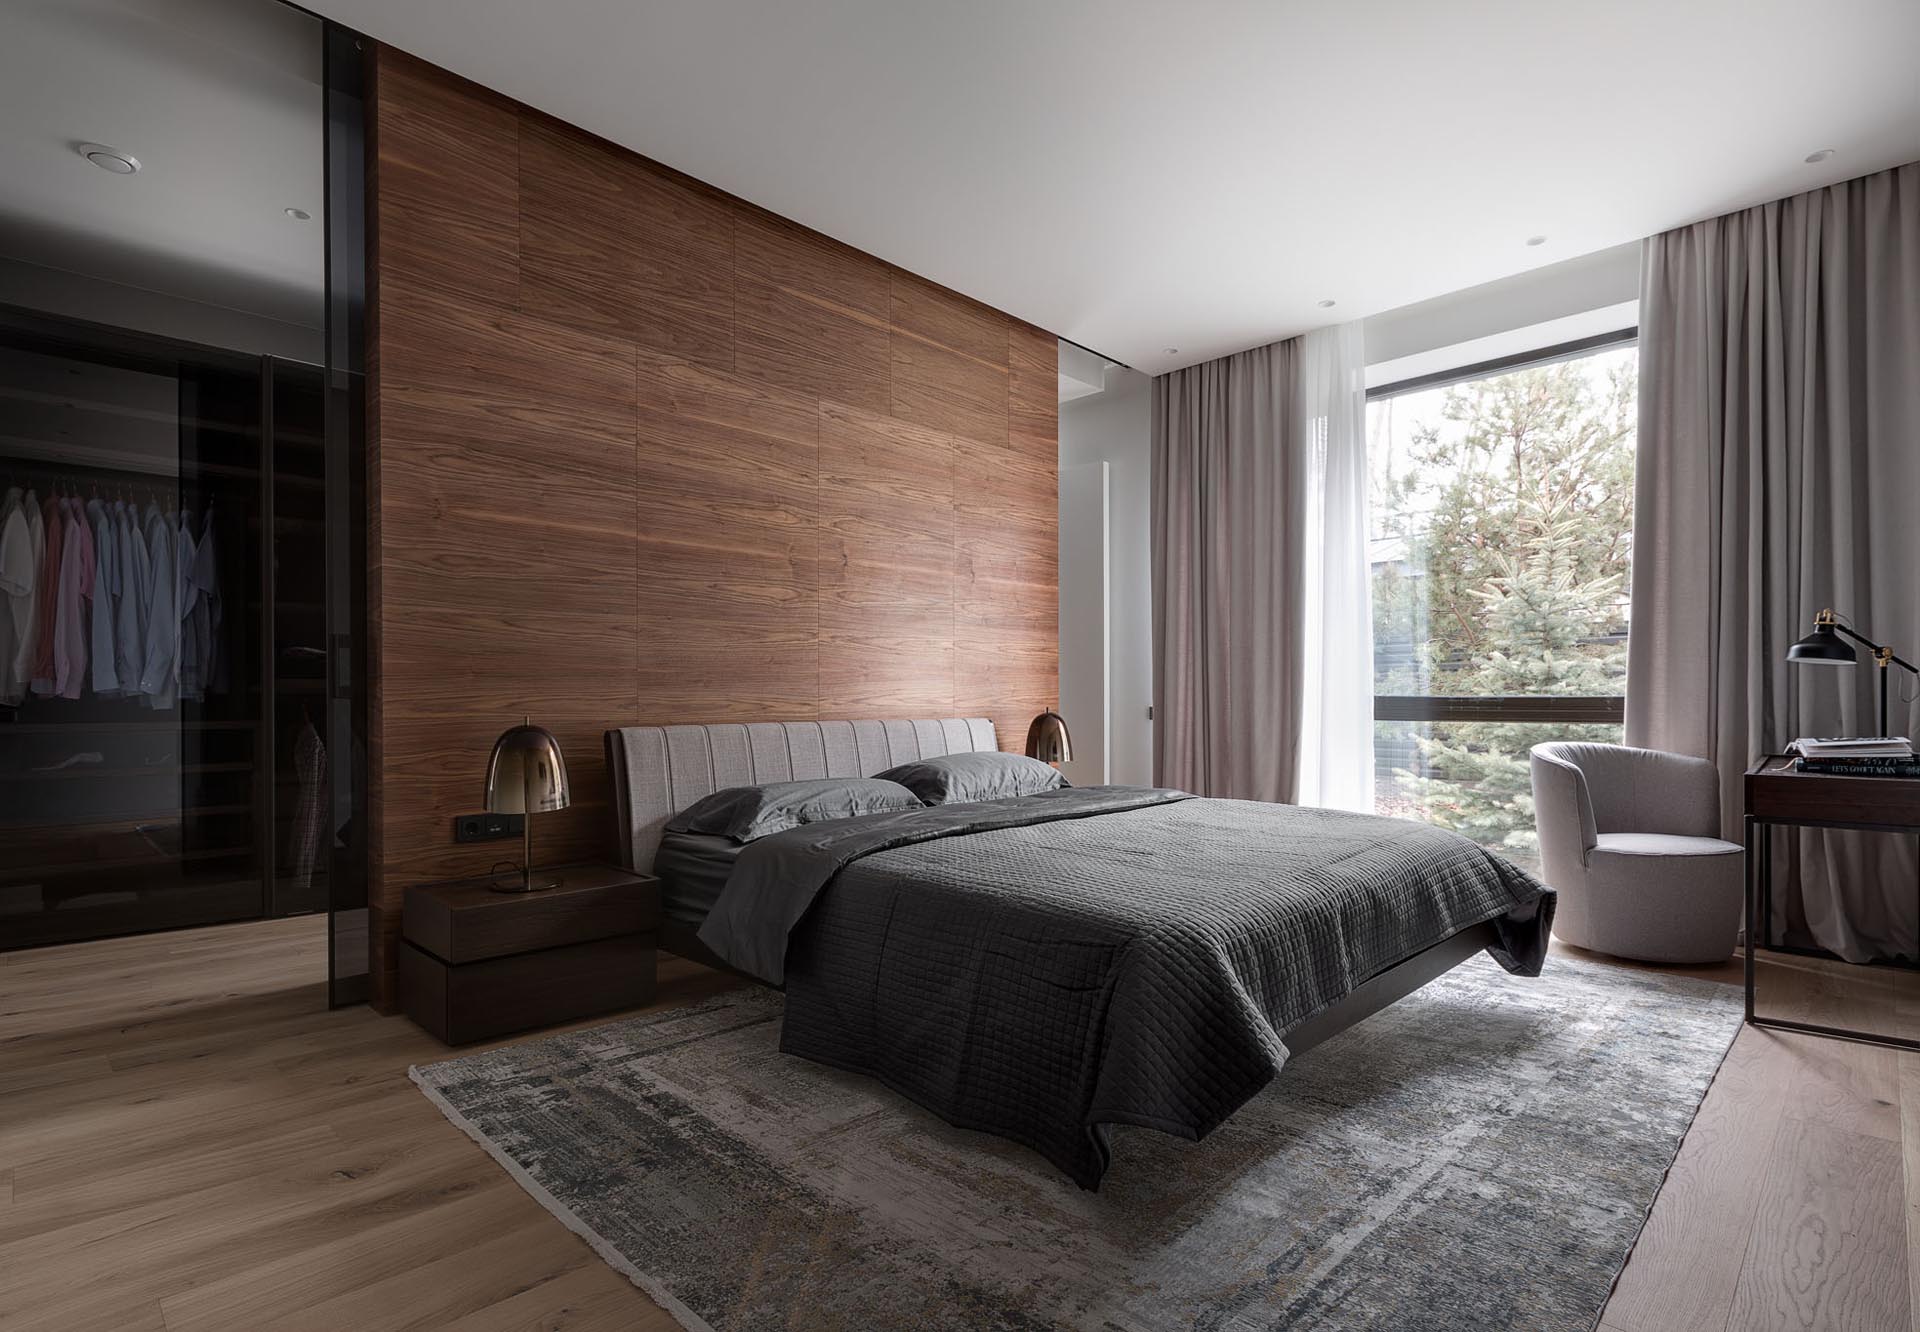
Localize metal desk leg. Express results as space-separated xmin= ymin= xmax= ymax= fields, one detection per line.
xmin=1744 ymin=814 xmax=1756 ymax=1024
xmin=1761 ymin=820 xmax=1773 ymax=950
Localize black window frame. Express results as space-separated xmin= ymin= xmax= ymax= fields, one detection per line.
xmin=1366 ymin=327 xmax=1638 ymax=729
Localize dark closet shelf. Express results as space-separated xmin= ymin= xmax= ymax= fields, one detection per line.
xmin=0 ymin=761 xmax=253 ymax=783
xmin=0 ymin=438 xmax=264 ymax=483
xmin=6 ymin=803 xmax=253 ymax=830
xmin=0 ymin=382 xmax=260 ymax=433
xmin=0 ymin=719 xmax=257 ymax=734
xmin=1 ymin=844 xmax=256 ymax=883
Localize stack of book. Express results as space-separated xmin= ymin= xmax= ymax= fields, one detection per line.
xmin=1788 ymin=736 xmax=1919 ymax=777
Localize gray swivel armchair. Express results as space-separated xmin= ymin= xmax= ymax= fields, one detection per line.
xmin=1528 ymin=741 xmax=1744 ymax=964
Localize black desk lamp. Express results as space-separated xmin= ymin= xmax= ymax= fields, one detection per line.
xmin=1786 ymin=609 xmax=1920 ymax=738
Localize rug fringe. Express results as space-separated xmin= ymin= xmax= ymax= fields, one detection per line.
xmin=408 ymin=1065 xmax=716 ymax=1332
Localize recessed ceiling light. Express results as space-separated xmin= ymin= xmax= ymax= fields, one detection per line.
xmin=1805 ymin=148 xmax=1836 ymax=164
xmin=1316 ymin=299 xmax=1337 ymax=308
xmin=1164 ymin=347 xmax=1179 ymax=355
xmin=284 ymin=207 xmax=311 ymax=221
xmin=78 ymin=143 xmax=139 ymax=175
xmin=1525 ymin=235 xmax=1548 ymax=247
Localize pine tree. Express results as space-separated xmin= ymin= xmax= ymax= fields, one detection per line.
xmin=1372 ymin=352 xmax=1635 ymax=860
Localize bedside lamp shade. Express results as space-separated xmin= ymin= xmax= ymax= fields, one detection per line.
xmin=1784 ymin=608 xmax=1920 ymax=739
xmin=1025 ymin=709 xmax=1073 ymax=765
xmin=484 ymin=717 xmax=570 ymax=892
xmin=1786 ymin=620 xmax=1858 ymax=666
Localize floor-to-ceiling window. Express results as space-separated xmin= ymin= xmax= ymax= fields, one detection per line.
xmin=1367 ymin=333 xmax=1636 ymax=867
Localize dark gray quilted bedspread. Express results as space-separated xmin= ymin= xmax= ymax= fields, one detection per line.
xmin=698 ymin=787 xmax=1553 ymax=1189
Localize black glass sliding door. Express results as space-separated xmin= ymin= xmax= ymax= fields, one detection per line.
xmin=322 ymin=21 xmax=370 ymax=1006
xmin=0 ymin=0 xmax=366 ymax=999
xmin=0 ymin=312 xmax=281 ymax=945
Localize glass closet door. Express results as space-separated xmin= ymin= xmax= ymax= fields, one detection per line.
xmin=270 ymin=359 xmax=330 ymax=922
xmin=0 ymin=314 xmax=266 ymax=946
xmin=321 ymin=21 xmax=370 ymax=1007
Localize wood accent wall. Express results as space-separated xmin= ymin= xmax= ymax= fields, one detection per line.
xmin=366 ymin=48 xmax=1059 ymax=1008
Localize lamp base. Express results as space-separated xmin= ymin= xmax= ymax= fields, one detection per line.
xmin=490 ymin=870 xmax=562 ymax=894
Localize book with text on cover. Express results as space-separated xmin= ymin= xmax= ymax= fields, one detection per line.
xmin=1787 ymin=736 xmax=1915 ymax=759
xmin=1793 ymin=752 xmax=1920 ymax=777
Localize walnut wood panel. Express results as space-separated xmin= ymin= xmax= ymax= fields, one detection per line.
xmin=368 ymin=54 xmax=519 ymax=308
xmin=1010 ymin=322 xmax=1060 ymax=456
xmin=634 ymin=350 xmax=822 ymax=721
xmin=889 ymin=272 xmax=1011 ymax=442
xmin=368 ymin=47 xmax=1057 ymax=1009
xmin=517 ymin=119 xmax=736 ymax=370
xmin=734 ymin=212 xmax=891 ymax=414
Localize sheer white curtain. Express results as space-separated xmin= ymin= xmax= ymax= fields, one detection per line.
xmin=1296 ymin=322 xmax=1374 ymax=812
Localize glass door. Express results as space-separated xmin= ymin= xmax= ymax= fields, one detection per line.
xmin=0 ymin=311 xmax=268 ymax=946
xmin=322 ymin=22 xmax=370 ymax=1006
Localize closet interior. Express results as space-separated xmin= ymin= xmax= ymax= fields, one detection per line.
xmin=0 ymin=305 xmax=333 ymax=948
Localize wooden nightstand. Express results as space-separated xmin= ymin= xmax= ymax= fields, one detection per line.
xmin=399 ymin=863 xmax=661 ymax=1044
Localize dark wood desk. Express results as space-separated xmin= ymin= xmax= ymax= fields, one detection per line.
xmin=1744 ymin=755 xmax=1920 ymax=1051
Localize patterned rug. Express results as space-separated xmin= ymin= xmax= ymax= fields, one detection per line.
xmin=412 ymin=952 xmax=1741 ymax=1332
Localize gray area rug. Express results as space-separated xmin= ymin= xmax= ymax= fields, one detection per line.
xmin=412 ymin=952 xmax=1740 ymax=1332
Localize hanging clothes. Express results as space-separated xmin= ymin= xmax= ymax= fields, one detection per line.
xmin=28 ymin=492 xmax=63 ymax=695
xmin=87 ymin=497 xmax=119 ymax=698
xmin=52 ymin=496 xmax=95 ymax=700
xmin=9 ymin=493 xmax=44 ymax=703
xmin=285 ymin=716 xmax=328 ymax=891
xmin=175 ymin=510 xmax=200 ymax=701
xmin=0 ymin=487 xmax=32 ymax=706
xmin=139 ymin=502 xmax=176 ymax=709
xmin=189 ymin=504 xmax=225 ymax=696
xmin=113 ymin=500 xmax=146 ymax=696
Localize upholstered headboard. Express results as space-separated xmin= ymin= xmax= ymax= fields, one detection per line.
xmin=605 ymin=718 xmax=999 ymax=873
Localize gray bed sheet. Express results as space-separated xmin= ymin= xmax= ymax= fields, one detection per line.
xmin=698 ymin=787 xmax=1553 ymax=1188
xmin=653 ymin=832 xmax=741 ymax=928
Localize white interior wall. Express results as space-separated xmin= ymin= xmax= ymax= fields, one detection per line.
xmin=1058 ymin=364 xmax=1153 ymax=785
xmin=1058 ymin=461 xmax=1110 ymax=786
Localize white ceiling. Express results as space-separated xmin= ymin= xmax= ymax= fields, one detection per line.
xmin=297 ymin=0 xmax=1920 ymax=374
xmin=15 ymin=1 xmax=1912 ymax=370
xmin=0 ymin=0 xmax=324 ymax=328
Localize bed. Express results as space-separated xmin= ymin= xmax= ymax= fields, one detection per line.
xmin=606 ymin=717 xmax=1553 ymax=1189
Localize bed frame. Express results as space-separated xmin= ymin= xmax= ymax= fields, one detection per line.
xmin=604 ymin=717 xmax=1500 ymax=1048
xmin=606 ymin=719 xmax=1001 ymax=979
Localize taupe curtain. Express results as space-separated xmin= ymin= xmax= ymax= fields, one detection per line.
xmin=1152 ymin=342 xmax=1305 ymax=800
xmin=1627 ymin=160 xmax=1920 ymax=961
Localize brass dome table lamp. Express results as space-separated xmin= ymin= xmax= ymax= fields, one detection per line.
xmin=484 ymin=716 xmax=570 ymax=892
xmin=1025 ymin=709 xmax=1073 ymax=765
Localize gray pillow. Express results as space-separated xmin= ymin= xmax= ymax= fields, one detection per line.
xmin=876 ymin=752 xmax=1068 ymax=805
xmin=665 ymin=777 xmax=923 ymax=842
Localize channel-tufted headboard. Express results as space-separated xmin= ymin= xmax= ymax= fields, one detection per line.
xmin=605 ymin=718 xmax=999 ymax=873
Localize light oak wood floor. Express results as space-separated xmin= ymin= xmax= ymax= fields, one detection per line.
xmin=1 ymin=915 xmax=1913 ymax=1331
